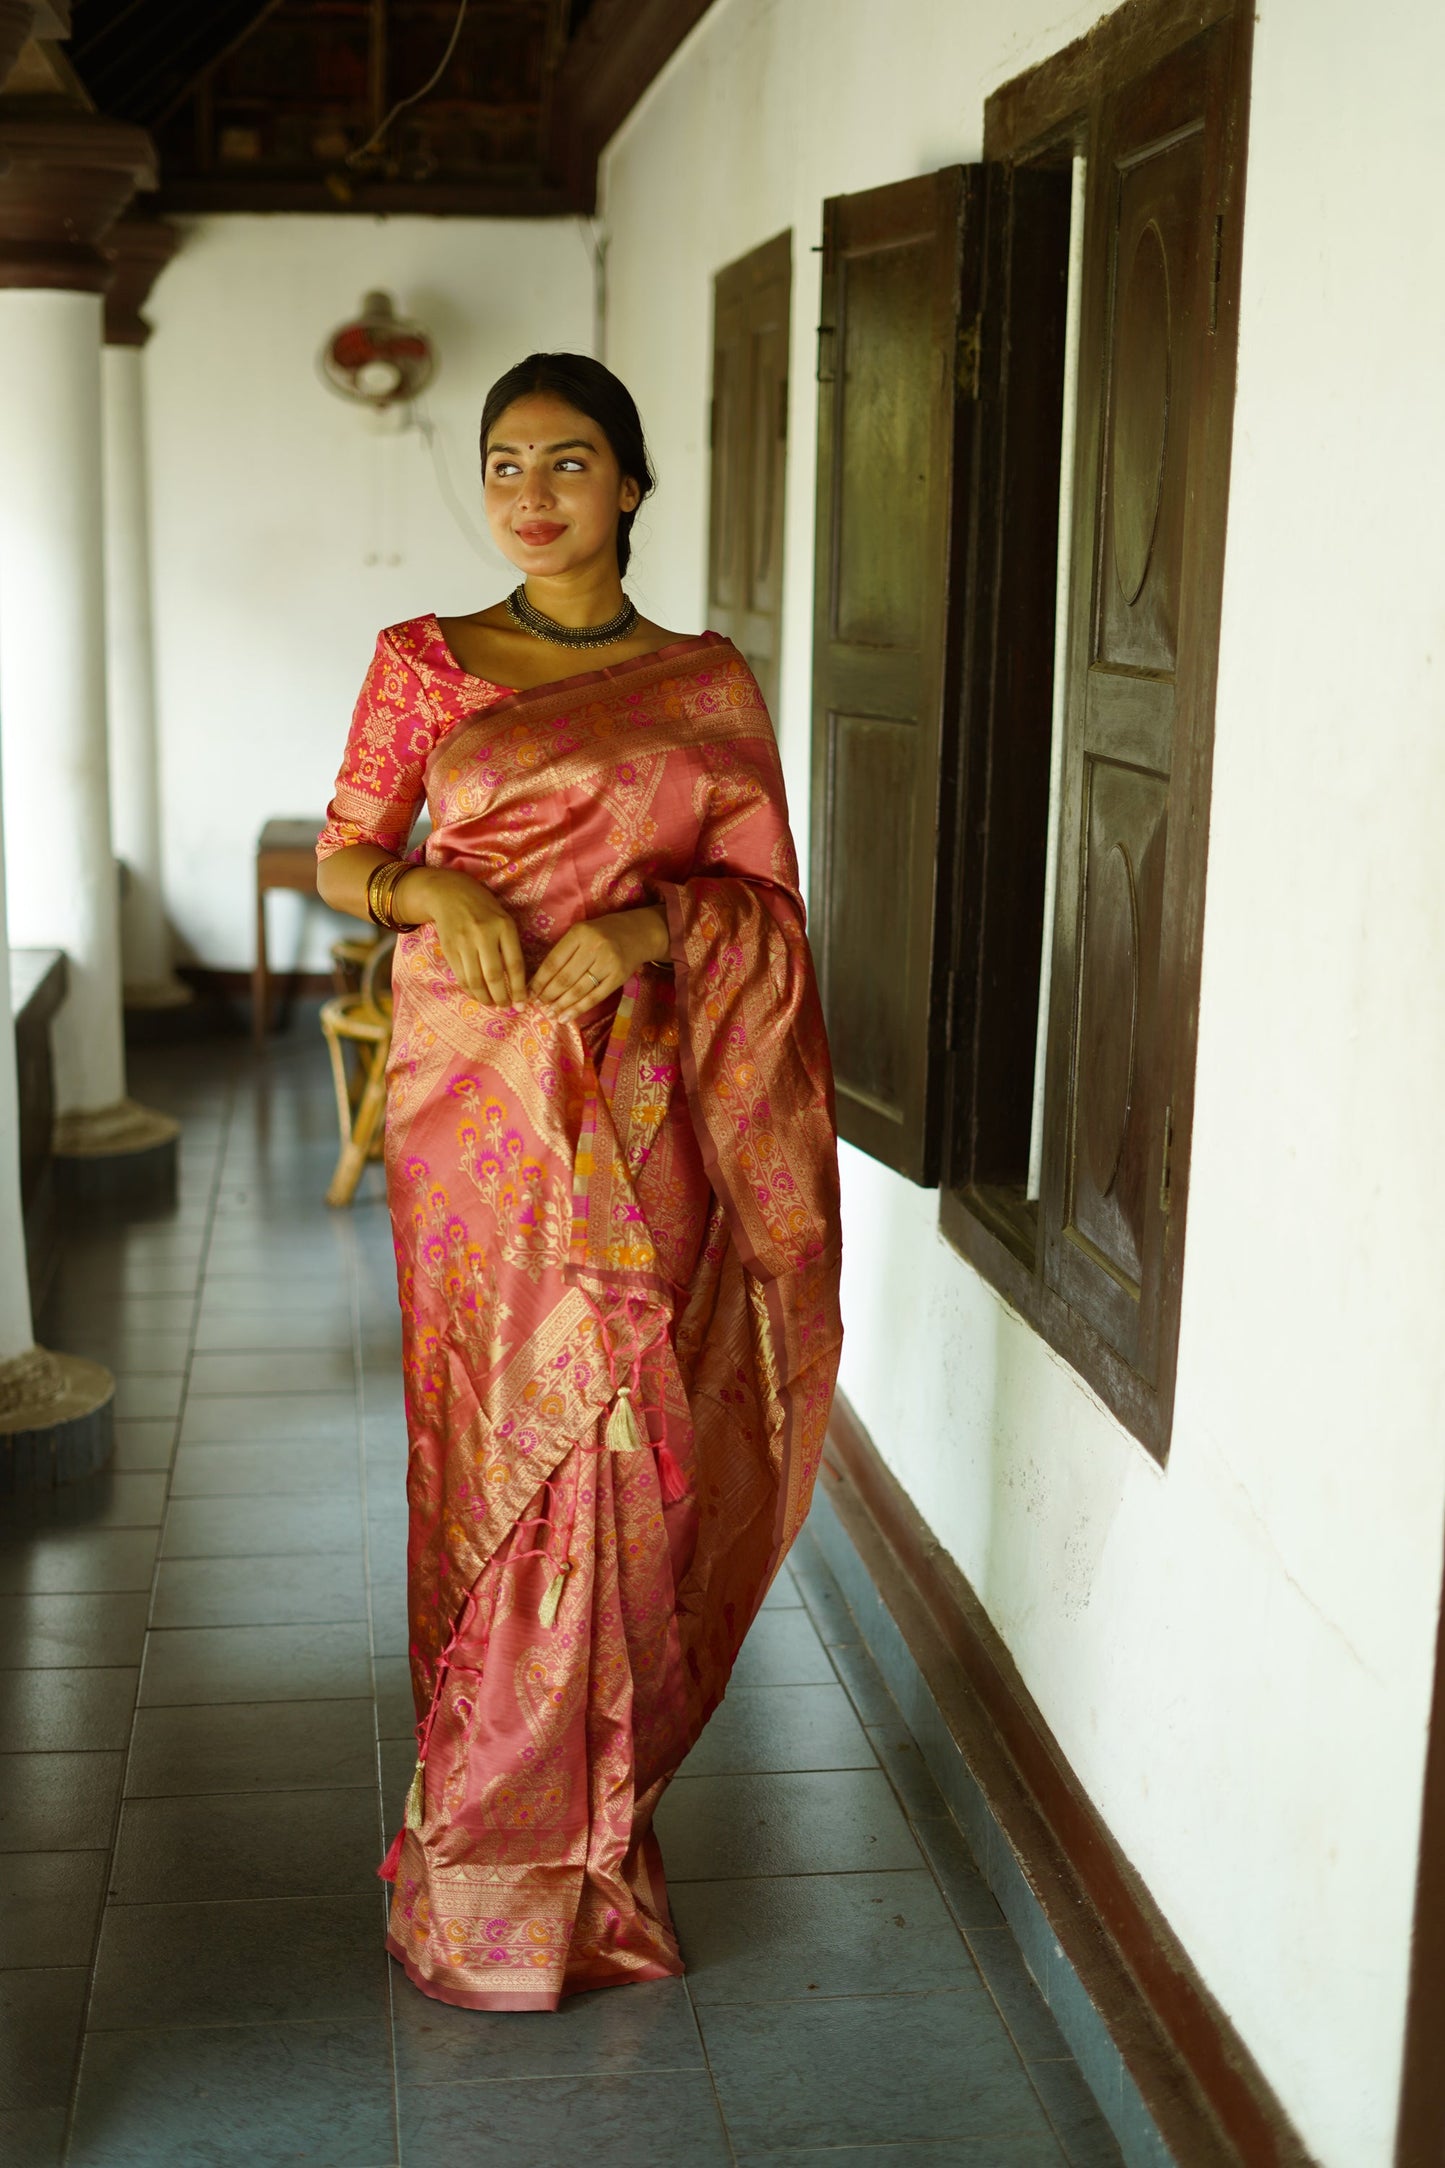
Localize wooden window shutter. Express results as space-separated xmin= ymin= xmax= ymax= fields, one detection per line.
xmin=809 ymin=167 xmax=980 ymax=1184
xmin=708 ymin=231 xmax=792 ymax=721
xmin=1038 ymin=18 xmax=1247 ymax=1421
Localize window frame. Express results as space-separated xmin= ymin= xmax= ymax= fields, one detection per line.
xmin=939 ymin=0 xmax=1255 ymax=1459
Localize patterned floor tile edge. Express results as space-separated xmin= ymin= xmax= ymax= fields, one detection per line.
xmin=803 ymin=1491 xmax=1168 ymax=2168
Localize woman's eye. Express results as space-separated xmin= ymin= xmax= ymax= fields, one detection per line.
xmin=556 ymin=459 xmax=585 ymax=473
xmin=489 ymin=462 xmax=519 ymax=479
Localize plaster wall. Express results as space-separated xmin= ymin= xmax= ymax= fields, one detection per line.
xmin=143 ymin=214 xmax=594 ymax=970
xmin=598 ymin=2 xmax=1445 ymax=2162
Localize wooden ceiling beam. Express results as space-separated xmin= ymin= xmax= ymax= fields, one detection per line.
xmin=545 ymin=0 xmax=716 ymax=210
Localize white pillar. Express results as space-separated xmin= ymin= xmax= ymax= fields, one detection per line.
xmin=0 ymin=796 xmax=34 ymax=1365
xmin=103 ymin=337 xmax=186 ymax=1006
xmin=0 ymin=285 xmax=125 ymax=1114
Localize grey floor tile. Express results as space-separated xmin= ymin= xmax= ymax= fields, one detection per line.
xmin=67 ymin=1332 xmax=191 ymax=1374
xmin=699 ymin=1989 xmax=1056 ymax=2155
xmin=0 ymin=2102 xmax=67 ymax=2167
xmin=736 ymin=2140 xmax=1066 ymax=2165
xmin=188 ymin=1349 xmax=358 ymax=1397
xmin=113 ymin=1375 xmax=186 ymax=1421
xmin=0 ymin=1964 xmax=87 ymax=2111
xmin=790 ymin=1549 xmax=863 ymax=1646
xmin=392 ymin=1971 xmax=702 ymax=2085
xmin=0 ymin=1592 xmax=149 ymax=1669
xmin=89 ymin=1895 xmax=387 ymax=2029
xmin=970 ymin=1930 xmax=1072 ymax=2063
xmin=369 ymin=1582 xmax=410 ymax=1657
xmin=760 ymin=1565 xmax=803 ymax=1609
xmin=1031 ymin=2056 xmax=1126 ymax=2166
xmin=869 ymin=1720 xmax=954 ymax=1821
xmin=196 ymin=1281 xmax=352 ymax=1318
xmin=170 ymin=1439 xmax=362 ymax=1499
xmin=730 ymin=1608 xmax=836 ymax=1687
xmin=397 ymin=2069 xmax=730 ymax=2167
xmin=110 ymin=1787 xmax=381 ymax=1902
xmin=379 ymin=1739 xmax=416 ymax=1831
xmin=139 ymin=1622 xmax=373 ymax=1706
xmin=0 ymin=1528 xmax=158 ymax=1595
xmin=161 ymin=1492 xmax=364 ymax=1560
xmin=374 ymin=1656 xmax=416 ymax=1742
xmin=68 ymin=2017 xmax=398 ymax=2168
xmin=656 ymin=1769 xmax=923 ymax=1882
xmin=912 ymin=1811 xmax=1006 ymax=1936
xmin=0 ymin=1668 xmax=138 ymax=1752
xmin=0 ymin=1751 xmax=123 ymax=1851
xmin=42 ymin=1293 xmax=196 ymax=1336
xmin=826 ymin=1636 xmax=900 ymax=1726
xmin=192 ymin=1311 xmax=353 ymax=1359
xmin=3 ymin=1471 xmax=169 ymax=1534
xmin=109 ymin=1421 xmax=179 ymax=1472
xmin=150 ymin=1551 xmax=368 ymax=1629
xmin=56 ymin=1261 xmax=199 ymax=1299
xmin=0 ymin=1850 xmax=108 ymax=1967
xmin=680 ymin=1683 xmax=876 ymax=1777
xmin=126 ymin=1697 xmax=377 ymax=1797
xmin=673 ymin=1867 xmax=982 ymax=2006
xmin=180 ymin=1394 xmax=358 ymax=1446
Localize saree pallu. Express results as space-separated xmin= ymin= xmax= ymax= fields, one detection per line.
xmin=366 ymin=631 xmax=842 ymax=2009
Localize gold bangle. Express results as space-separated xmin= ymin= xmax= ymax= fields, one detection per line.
xmin=365 ymin=858 xmax=410 ymax=932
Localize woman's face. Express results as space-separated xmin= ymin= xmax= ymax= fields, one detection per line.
xmin=483 ymin=392 xmax=640 ymax=579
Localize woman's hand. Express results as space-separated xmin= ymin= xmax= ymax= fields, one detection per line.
xmin=395 ymin=866 xmax=527 ymax=1006
xmin=529 ymin=907 xmax=670 ymax=1024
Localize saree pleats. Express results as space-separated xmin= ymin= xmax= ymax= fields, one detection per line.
xmin=323 ymin=625 xmax=842 ymax=2010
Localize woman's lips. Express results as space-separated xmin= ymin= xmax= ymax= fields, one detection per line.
xmin=516 ymin=522 xmax=567 ymax=544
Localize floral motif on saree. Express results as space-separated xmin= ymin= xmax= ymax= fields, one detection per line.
xmin=320 ymin=618 xmax=842 ymax=2009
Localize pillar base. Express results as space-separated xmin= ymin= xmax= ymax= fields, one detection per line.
xmin=122 ymin=974 xmax=194 ymax=1012
xmin=0 ymin=1344 xmax=115 ymax=1492
xmin=53 ymin=1096 xmax=179 ymax=1209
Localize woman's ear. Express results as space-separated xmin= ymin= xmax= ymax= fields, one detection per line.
xmin=619 ymin=473 xmax=642 ymax=515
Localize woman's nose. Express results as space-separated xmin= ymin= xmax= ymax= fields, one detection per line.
xmin=517 ymin=466 xmax=557 ymax=510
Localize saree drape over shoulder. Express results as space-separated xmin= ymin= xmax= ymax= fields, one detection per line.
xmin=319 ymin=616 xmax=842 ymax=2010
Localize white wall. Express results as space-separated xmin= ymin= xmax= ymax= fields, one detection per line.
xmin=144 ymin=214 xmax=595 ymax=970
xmin=598 ymin=4 xmax=1445 ymax=2163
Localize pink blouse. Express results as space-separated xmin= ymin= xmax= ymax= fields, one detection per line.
xmin=317 ymin=613 xmax=516 ymax=862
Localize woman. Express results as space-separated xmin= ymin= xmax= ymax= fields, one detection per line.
xmin=317 ymin=352 xmax=842 ymax=2011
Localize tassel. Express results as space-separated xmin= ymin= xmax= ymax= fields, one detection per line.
xmin=539 ymin=1560 xmax=571 ymax=1628
xmin=403 ymin=1759 xmax=425 ymax=1833
xmin=605 ymin=1385 xmax=644 ymax=1453
xmin=377 ymin=1826 xmax=406 ymax=1883
xmin=656 ymin=1443 xmax=688 ymax=1504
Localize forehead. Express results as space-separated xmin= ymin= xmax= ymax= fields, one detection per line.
xmin=487 ymin=391 xmax=603 ymax=450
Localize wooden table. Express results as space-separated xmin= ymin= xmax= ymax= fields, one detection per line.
xmin=253 ymin=818 xmax=325 ymax=1046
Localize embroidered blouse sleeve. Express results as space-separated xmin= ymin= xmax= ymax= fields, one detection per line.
xmin=316 ymin=628 xmax=435 ymax=863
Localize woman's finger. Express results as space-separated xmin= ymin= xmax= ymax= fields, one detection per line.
xmin=540 ymin=955 xmax=606 ymax=1013
xmin=528 ymin=933 xmax=583 ymax=1003
xmin=497 ymin=921 xmax=528 ymax=1006
xmin=478 ymin=928 xmax=519 ymax=1007
xmin=549 ymin=961 xmax=619 ymax=1022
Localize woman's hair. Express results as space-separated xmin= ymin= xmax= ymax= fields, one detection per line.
xmin=479 ymin=352 xmax=656 ymax=575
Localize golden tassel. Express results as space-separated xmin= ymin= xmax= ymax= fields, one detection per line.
xmin=539 ymin=1560 xmax=570 ymax=1628
xmin=605 ymin=1384 xmax=644 ymax=1453
xmin=403 ymin=1760 xmax=425 ymax=1832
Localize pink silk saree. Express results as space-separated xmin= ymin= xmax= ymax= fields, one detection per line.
xmin=319 ymin=617 xmax=842 ymax=2010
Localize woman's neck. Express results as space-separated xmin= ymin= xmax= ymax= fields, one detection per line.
xmin=520 ymin=567 xmax=625 ymax=629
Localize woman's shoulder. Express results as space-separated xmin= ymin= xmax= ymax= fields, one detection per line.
xmin=372 ymin=611 xmax=447 ymax=663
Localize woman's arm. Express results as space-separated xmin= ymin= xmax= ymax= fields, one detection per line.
xmin=317 ymin=842 xmax=528 ymax=1006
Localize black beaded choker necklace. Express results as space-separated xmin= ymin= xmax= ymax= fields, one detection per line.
xmin=505 ymin=584 xmax=638 ymax=649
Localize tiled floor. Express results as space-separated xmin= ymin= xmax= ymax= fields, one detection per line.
xmin=1 ymin=1019 xmax=1122 ymax=2167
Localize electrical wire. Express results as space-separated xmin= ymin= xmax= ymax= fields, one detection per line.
xmin=411 ymin=399 xmax=494 ymax=561
xmin=347 ymin=0 xmax=471 ymax=166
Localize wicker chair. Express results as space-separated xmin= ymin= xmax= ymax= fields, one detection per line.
xmin=319 ymin=934 xmax=395 ymax=1207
